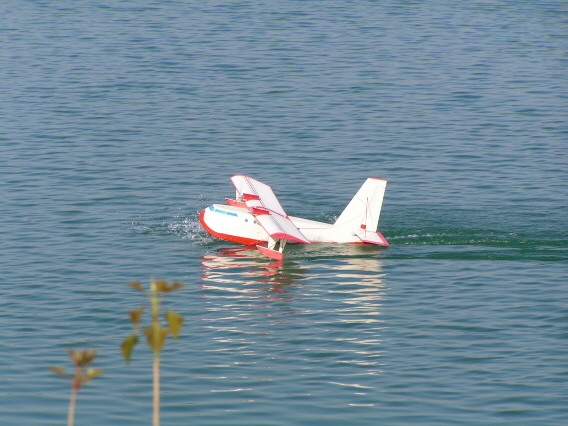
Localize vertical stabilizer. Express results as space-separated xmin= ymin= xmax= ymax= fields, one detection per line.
xmin=334 ymin=178 xmax=387 ymax=232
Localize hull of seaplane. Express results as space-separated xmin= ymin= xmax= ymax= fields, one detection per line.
xmin=199 ymin=175 xmax=389 ymax=259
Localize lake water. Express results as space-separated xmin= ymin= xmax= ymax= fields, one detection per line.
xmin=1 ymin=1 xmax=567 ymax=424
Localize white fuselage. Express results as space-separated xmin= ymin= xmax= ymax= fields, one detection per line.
xmin=200 ymin=203 xmax=363 ymax=246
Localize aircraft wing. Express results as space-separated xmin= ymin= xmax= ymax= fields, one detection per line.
xmin=252 ymin=207 xmax=309 ymax=244
xmin=231 ymin=175 xmax=309 ymax=244
xmin=231 ymin=175 xmax=287 ymax=216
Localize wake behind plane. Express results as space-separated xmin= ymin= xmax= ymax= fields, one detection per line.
xmin=199 ymin=175 xmax=389 ymax=260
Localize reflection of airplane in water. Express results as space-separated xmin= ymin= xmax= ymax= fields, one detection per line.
xmin=200 ymin=244 xmax=386 ymax=298
xmin=200 ymin=246 xmax=308 ymax=294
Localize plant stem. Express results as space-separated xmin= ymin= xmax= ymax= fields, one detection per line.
xmin=67 ymin=386 xmax=78 ymax=426
xmin=153 ymin=356 xmax=160 ymax=426
xmin=150 ymin=280 xmax=161 ymax=426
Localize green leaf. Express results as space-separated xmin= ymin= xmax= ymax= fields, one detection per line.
xmin=130 ymin=281 xmax=144 ymax=292
xmin=163 ymin=281 xmax=184 ymax=292
xmin=144 ymin=325 xmax=168 ymax=356
xmin=69 ymin=349 xmax=97 ymax=367
xmin=50 ymin=366 xmax=68 ymax=377
xmin=121 ymin=334 xmax=138 ymax=364
xmin=153 ymin=279 xmax=168 ymax=293
xmin=153 ymin=279 xmax=183 ymax=293
xmin=68 ymin=349 xmax=81 ymax=365
xmin=81 ymin=349 xmax=97 ymax=366
xmin=129 ymin=306 xmax=145 ymax=326
xmin=165 ymin=311 xmax=183 ymax=339
xmin=86 ymin=368 xmax=103 ymax=380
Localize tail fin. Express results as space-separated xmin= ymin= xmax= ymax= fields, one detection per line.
xmin=334 ymin=177 xmax=387 ymax=232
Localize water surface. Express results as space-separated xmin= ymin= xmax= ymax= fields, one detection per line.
xmin=1 ymin=1 xmax=567 ymax=424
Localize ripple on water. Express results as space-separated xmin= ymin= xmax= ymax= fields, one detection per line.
xmin=1 ymin=0 xmax=567 ymax=424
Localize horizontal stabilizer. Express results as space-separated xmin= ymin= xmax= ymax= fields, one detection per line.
xmin=362 ymin=231 xmax=390 ymax=246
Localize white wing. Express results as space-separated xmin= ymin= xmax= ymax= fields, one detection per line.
xmin=231 ymin=175 xmax=287 ymax=216
xmin=231 ymin=175 xmax=309 ymax=244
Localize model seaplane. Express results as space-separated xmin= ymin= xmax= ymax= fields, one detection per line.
xmin=199 ymin=175 xmax=389 ymax=260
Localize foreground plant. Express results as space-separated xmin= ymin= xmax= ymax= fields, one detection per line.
xmin=121 ymin=278 xmax=184 ymax=426
xmin=51 ymin=349 xmax=102 ymax=426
